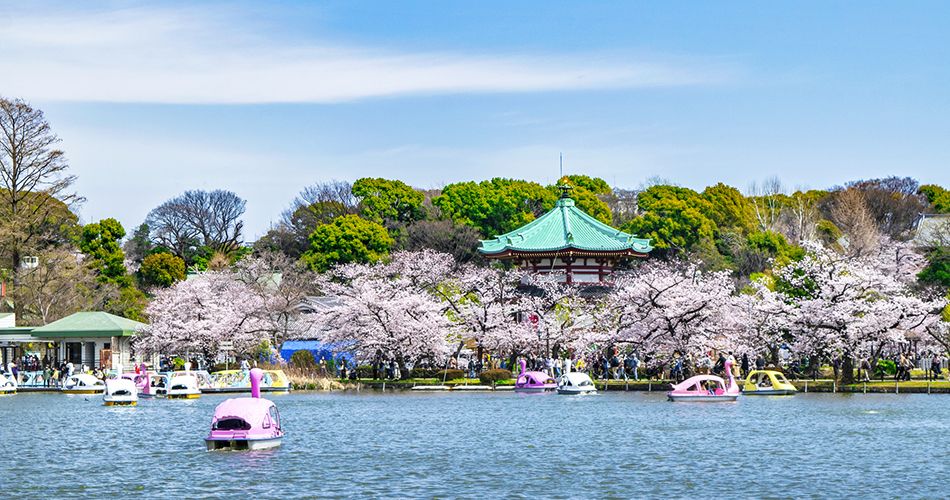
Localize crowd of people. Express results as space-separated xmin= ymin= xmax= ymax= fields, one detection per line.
xmin=3 ymin=345 xmax=947 ymax=386
xmin=0 ymin=357 xmax=90 ymax=387
xmin=355 ymin=347 xmax=950 ymax=384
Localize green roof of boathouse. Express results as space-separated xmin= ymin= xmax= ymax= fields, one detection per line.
xmin=31 ymin=312 xmax=146 ymax=338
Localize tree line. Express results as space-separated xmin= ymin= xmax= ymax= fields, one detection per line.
xmin=3 ymin=94 xmax=950 ymax=350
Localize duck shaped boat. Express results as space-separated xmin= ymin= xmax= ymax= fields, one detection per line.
xmin=667 ymin=358 xmax=740 ymax=402
xmin=206 ymin=368 xmax=284 ymax=451
xmin=62 ymin=374 xmax=106 ymax=395
xmin=556 ymin=371 xmax=597 ymax=395
xmin=742 ymin=370 xmax=797 ymax=396
xmin=0 ymin=373 xmax=16 ymax=394
xmin=103 ymin=377 xmax=138 ymax=406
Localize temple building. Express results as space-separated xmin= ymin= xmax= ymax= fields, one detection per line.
xmin=478 ymin=187 xmax=653 ymax=284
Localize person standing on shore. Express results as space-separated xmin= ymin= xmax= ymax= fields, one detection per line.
xmin=755 ymin=354 xmax=766 ymax=371
xmin=861 ymin=358 xmax=871 ymax=382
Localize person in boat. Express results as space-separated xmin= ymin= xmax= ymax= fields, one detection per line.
xmin=758 ymin=375 xmax=772 ymax=388
xmin=713 ymin=353 xmax=725 ymax=375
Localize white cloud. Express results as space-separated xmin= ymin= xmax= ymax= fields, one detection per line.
xmin=0 ymin=5 xmax=735 ymax=104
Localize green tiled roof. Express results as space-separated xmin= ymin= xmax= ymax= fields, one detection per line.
xmin=478 ymin=197 xmax=653 ymax=256
xmin=31 ymin=312 xmax=146 ymax=338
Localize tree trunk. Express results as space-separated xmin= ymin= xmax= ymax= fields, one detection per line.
xmin=839 ymin=355 xmax=856 ymax=385
xmin=396 ymin=353 xmax=410 ymax=380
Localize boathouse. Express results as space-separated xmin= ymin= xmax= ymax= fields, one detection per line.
xmin=30 ymin=312 xmax=144 ymax=370
xmin=478 ymin=186 xmax=653 ymax=284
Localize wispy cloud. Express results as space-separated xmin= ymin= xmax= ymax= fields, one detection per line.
xmin=0 ymin=5 xmax=736 ymax=104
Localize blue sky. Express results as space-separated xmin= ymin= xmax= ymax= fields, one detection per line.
xmin=1 ymin=1 xmax=948 ymax=240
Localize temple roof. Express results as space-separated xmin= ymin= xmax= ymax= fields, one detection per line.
xmin=478 ymin=196 xmax=653 ymax=258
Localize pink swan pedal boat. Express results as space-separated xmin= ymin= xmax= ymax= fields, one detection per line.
xmin=206 ymin=368 xmax=284 ymax=451
xmin=667 ymin=358 xmax=740 ymax=402
xmin=514 ymin=371 xmax=558 ymax=393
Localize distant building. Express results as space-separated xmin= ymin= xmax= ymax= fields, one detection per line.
xmin=0 ymin=312 xmax=144 ymax=372
xmin=913 ymin=213 xmax=950 ymax=248
xmin=478 ymin=186 xmax=653 ymax=284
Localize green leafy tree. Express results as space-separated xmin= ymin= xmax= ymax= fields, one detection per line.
xmin=702 ymin=183 xmax=754 ymax=234
xmin=140 ymin=252 xmax=187 ymax=287
xmin=122 ymin=223 xmax=152 ymax=265
xmin=621 ymin=185 xmax=717 ymax=252
xmin=352 ymin=178 xmax=425 ymax=223
xmin=434 ymin=178 xmax=557 ymax=238
xmin=79 ymin=218 xmax=127 ymax=281
xmin=918 ymin=248 xmax=950 ymax=289
xmin=301 ymin=214 xmax=393 ymax=272
xmin=815 ymin=220 xmax=844 ymax=249
xmin=919 ymin=184 xmax=950 ymax=214
xmin=77 ymin=218 xmax=147 ymax=320
xmin=746 ymin=231 xmax=790 ymax=257
xmin=563 ymin=175 xmax=611 ymax=195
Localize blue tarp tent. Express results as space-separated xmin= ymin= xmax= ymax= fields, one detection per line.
xmin=281 ymin=341 xmax=354 ymax=363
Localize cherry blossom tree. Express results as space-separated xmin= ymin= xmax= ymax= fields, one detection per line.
xmin=773 ymin=241 xmax=945 ymax=383
xmin=434 ymin=263 xmax=524 ymax=357
xmin=135 ymin=272 xmax=272 ymax=361
xmin=233 ymin=250 xmax=319 ymax=357
xmin=512 ymin=271 xmax=594 ymax=359
xmin=313 ymin=250 xmax=458 ymax=376
xmin=728 ymin=278 xmax=792 ymax=365
xmin=870 ymin=236 xmax=929 ymax=285
xmin=606 ymin=261 xmax=736 ymax=361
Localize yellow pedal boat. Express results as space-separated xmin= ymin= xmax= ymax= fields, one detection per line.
xmin=742 ymin=370 xmax=797 ymax=395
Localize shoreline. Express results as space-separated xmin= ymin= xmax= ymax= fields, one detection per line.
xmin=15 ymin=379 xmax=950 ymax=394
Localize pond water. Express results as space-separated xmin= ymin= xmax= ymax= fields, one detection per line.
xmin=2 ymin=389 xmax=948 ymax=499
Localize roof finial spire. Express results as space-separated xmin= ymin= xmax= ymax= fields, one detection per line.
xmin=557 ymin=153 xmax=573 ymax=199
xmin=558 ymin=183 xmax=573 ymax=199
